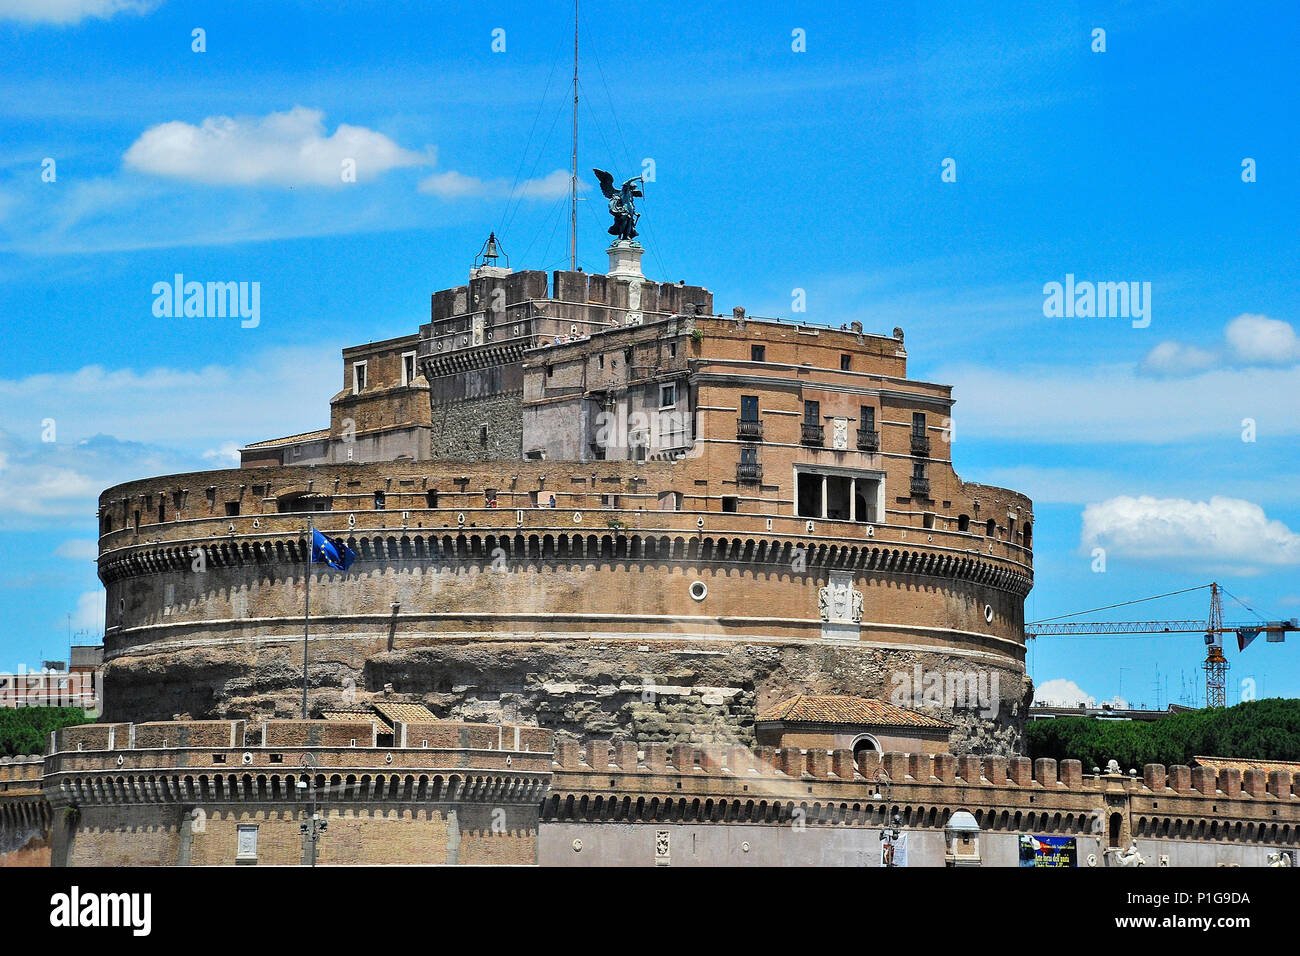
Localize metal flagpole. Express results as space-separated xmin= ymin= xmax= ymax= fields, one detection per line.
xmin=303 ymin=515 xmax=312 ymax=719
xmin=570 ymin=0 xmax=578 ymax=271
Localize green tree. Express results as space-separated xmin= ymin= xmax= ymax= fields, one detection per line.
xmin=0 ymin=707 xmax=91 ymax=757
xmin=1026 ymin=699 xmax=1300 ymax=768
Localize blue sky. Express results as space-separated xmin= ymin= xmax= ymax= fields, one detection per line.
xmin=0 ymin=0 xmax=1297 ymax=708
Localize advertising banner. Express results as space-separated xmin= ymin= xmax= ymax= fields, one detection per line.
xmin=1019 ymin=835 xmax=1077 ymax=867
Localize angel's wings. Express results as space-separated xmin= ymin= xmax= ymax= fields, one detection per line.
xmin=593 ymin=168 xmax=617 ymax=199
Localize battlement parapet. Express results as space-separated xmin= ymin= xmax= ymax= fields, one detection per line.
xmin=0 ymin=755 xmax=44 ymax=789
xmin=41 ymin=721 xmax=555 ymax=788
xmin=548 ymin=742 xmax=1300 ymax=831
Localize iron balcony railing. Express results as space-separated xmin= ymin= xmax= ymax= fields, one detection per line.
xmin=736 ymin=418 xmax=764 ymax=441
xmin=736 ymin=461 xmax=763 ymax=483
xmin=800 ymin=422 xmax=824 ymax=447
xmin=911 ymin=432 xmax=931 ymax=457
xmin=910 ymin=475 xmax=931 ymax=497
xmin=856 ymin=428 xmax=880 ymax=452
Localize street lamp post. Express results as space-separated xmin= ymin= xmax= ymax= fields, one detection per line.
xmin=296 ymin=754 xmax=327 ymax=866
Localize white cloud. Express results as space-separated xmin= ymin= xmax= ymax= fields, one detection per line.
xmin=0 ymin=345 xmax=339 ymax=448
xmin=203 ymin=442 xmax=241 ymax=465
xmin=1224 ymin=313 xmax=1300 ymax=366
xmin=941 ymin=360 xmax=1300 ymax=443
xmin=1138 ymin=313 xmax=1299 ymax=378
xmin=1033 ymin=678 xmax=1127 ymax=709
xmin=1140 ymin=340 xmax=1217 ymax=376
xmin=0 ymin=0 xmax=158 ymax=25
xmin=0 ymin=344 xmax=340 ymax=529
xmin=124 ymin=106 xmax=427 ymax=187
xmin=70 ymin=588 xmax=103 ymax=633
xmin=0 ymin=432 xmax=190 ymax=529
xmin=1082 ymin=495 xmax=1300 ymax=570
xmin=55 ymin=538 xmax=98 ymax=560
xmin=419 ymin=167 xmax=572 ymax=200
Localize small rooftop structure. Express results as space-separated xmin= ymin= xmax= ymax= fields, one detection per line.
xmin=755 ymin=694 xmax=954 ymax=756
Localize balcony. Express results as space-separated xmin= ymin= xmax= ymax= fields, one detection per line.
xmin=911 ymin=432 xmax=931 ymax=457
xmin=800 ymin=422 xmax=824 ymax=447
xmin=736 ymin=418 xmax=764 ymax=441
xmin=856 ymin=428 xmax=880 ymax=452
xmin=736 ymin=461 xmax=763 ymax=483
xmin=910 ymin=475 xmax=931 ymax=497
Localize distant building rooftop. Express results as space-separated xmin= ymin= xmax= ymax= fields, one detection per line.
xmin=1029 ymin=703 xmax=1195 ymax=722
xmin=242 ymin=428 xmax=331 ymax=449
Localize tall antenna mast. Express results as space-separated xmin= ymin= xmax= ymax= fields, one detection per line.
xmin=569 ymin=0 xmax=579 ymax=271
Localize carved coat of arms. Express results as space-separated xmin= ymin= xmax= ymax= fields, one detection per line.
xmin=818 ymin=580 xmax=863 ymax=623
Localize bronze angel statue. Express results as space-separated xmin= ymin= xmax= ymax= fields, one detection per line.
xmin=593 ymin=168 xmax=643 ymax=241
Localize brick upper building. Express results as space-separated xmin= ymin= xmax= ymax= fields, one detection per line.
xmin=95 ymin=241 xmax=1034 ymax=752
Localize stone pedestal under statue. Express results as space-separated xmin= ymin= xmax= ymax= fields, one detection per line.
xmin=607 ymin=240 xmax=644 ymax=281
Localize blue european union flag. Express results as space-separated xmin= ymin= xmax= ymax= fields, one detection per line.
xmin=311 ymin=528 xmax=356 ymax=572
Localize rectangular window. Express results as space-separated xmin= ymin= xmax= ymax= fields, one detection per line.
xmin=479 ymin=424 xmax=489 ymax=446
xmin=751 ymin=344 xmax=766 ymax=362
xmin=426 ymin=490 xmax=438 ymax=508
xmin=373 ymin=491 xmax=386 ymax=511
xmin=598 ymin=354 xmax=605 ymax=369
xmin=721 ymin=496 xmax=738 ymax=513
xmin=861 ymin=406 xmax=875 ymax=429
xmin=740 ymin=395 xmax=759 ymax=422
xmin=669 ymin=343 xmax=677 ymax=359
xmin=659 ymin=383 xmax=677 ymax=408
xmin=912 ymin=412 xmax=927 ymax=436
xmin=601 ymin=494 xmax=619 ymax=509
xmin=546 ymin=364 xmax=554 ymax=378
xmin=840 ymin=354 xmax=851 ymax=371
xmin=740 ymin=446 xmax=758 ymax=466
xmin=796 ymin=472 xmax=821 ymax=518
xmin=485 ymin=489 xmax=498 ymax=507
xmin=353 ymin=361 xmax=367 ymax=394
xmin=401 ymin=351 xmax=417 ymax=386
xmin=224 ymin=502 xmax=240 ymax=517
xmin=804 ymin=400 xmax=820 ymax=424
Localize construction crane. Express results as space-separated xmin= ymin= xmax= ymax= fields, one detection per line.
xmin=1025 ymin=583 xmax=1299 ymax=708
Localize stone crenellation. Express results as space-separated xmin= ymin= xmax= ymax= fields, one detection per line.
xmin=543 ymin=741 xmax=1300 ymax=848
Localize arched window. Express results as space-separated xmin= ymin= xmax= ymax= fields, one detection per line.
xmin=985 ymin=517 xmax=997 ymax=537
xmin=957 ymin=514 xmax=970 ymax=533
xmin=851 ymin=735 xmax=880 ymax=771
xmin=1023 ymin=522 xmax=1033 ymax=547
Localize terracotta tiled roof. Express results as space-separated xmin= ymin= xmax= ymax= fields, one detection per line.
xmin=372 ymin=702 xmax=439 ymax=725
xmin=757 ymin=695 xmax=954 ymax=730
xmin=1192 ymin=755 xmax=1300 ymax=775
xmin=322 ymin=711 xmax=393 ymax=734
xmin=242 ymin=428 xmax=330 ymax=449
